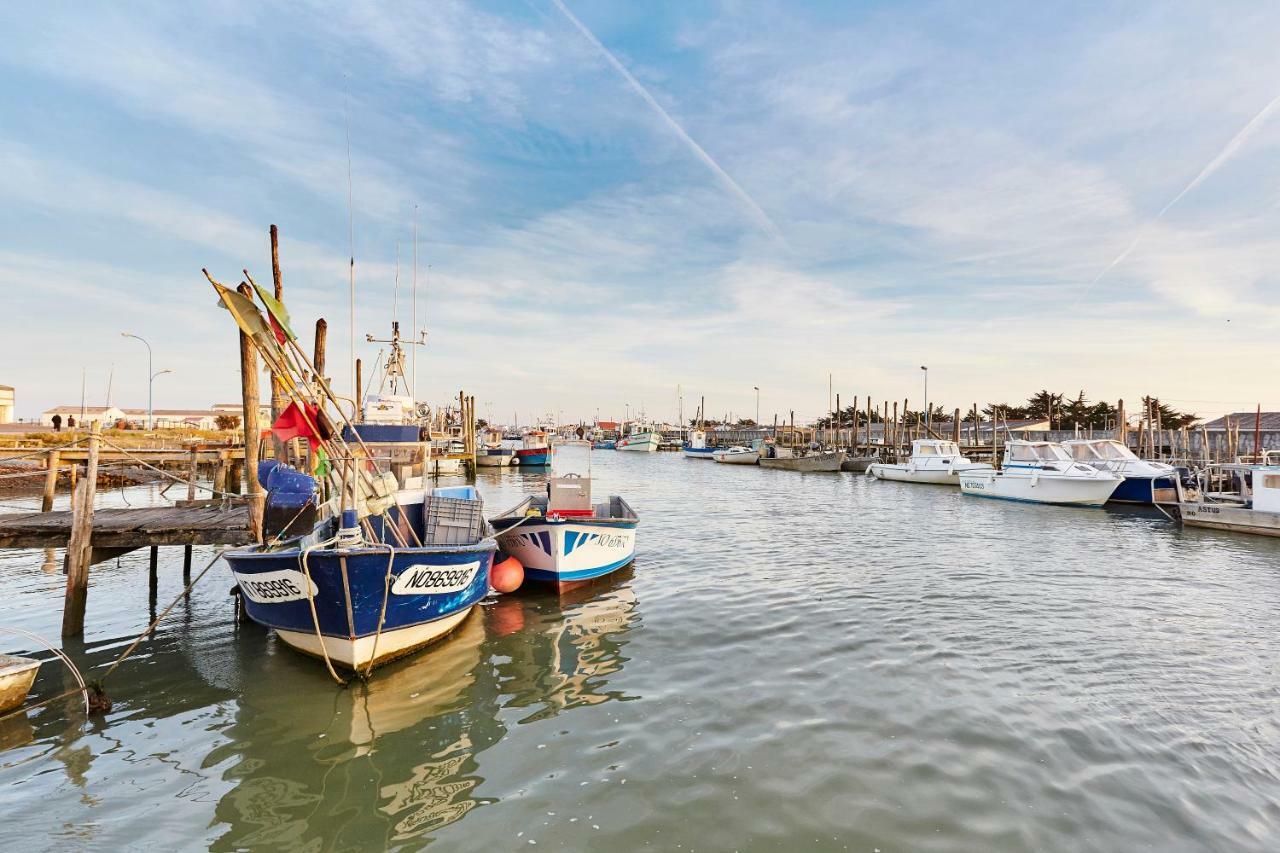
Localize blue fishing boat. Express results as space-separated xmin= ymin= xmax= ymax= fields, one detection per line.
xmin=682 ymin=429 xmax=719 ymax=459
xmin=226 ymin=471 xmax=498 ymax=671
xmin=592 ymin=439 xmax=616 ymax=450
xmin=490 ymin=475 xmax=638 ymax=592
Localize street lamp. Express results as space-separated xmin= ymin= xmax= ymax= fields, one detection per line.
xmin=122 ymin=332 xmax=155 ymax=429
xmin=753 ymin=386 xmax=760 ymax=427
xmin=920 ymin=366 xmax=929 ymax=433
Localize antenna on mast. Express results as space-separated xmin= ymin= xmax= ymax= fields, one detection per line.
xmin=344 ymin=77 xmax=357 ymax=401
xmin=393 ymin=240 xmax=400 ymax=325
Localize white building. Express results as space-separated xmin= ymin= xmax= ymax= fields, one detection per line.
xmin=40 ymin=405 xmax=127 ymax=427
xmin=0 ymin=385 xmax=13 ymax=424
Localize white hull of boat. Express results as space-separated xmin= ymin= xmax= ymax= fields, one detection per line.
xmin=476 ymin=453 xmax=516 ymax=467
xmin=0 ymin=654 xmax=41 ymax=713
xmin=275 ymin=607 xmax=475 ymax=669
xmin=869 ymin=462 xmax=991 ymax=485
xmin=617 ymin=434 xmax=659 ymax=452
xmin=428 ymin=458 xmax=463 ymax=475
xmin=959 ymin=470 xmax=1120 ymax=506
xmin=713 ymin=450 xmax=760 ymax=465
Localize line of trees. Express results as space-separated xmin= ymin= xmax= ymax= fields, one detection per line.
xmin=815 ymin=391 xmax=1197 ymax=430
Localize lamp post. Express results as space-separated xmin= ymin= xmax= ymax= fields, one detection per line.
xmin=920 ymin=366 xmax=929 ymax=433
xmin=753 ymin=386 xmax=760 ymax=427
xmin=122 ymin=332 xmax=155 ymax=429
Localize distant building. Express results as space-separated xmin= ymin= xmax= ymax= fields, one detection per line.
xmin=0 ymin=385 xmax=13 ymax=424
xmin=1201 ymin=412 xmax=1280 ymax=432
xmin=40 ymin=405 xmax=127 ymax=427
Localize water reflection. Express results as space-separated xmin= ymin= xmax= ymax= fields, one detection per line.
xmin=203 ymin=573 xmax=643 ymax=848
xmin=489 ymin=568 xmax=642 ymax=724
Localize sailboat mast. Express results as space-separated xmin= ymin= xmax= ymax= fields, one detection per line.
xmin=412 ymin=205 xmax=418 ymax=402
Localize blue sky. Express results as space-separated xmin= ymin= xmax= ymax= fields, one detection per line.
xmin=3 ymin=1 xmax=1279 ymax=424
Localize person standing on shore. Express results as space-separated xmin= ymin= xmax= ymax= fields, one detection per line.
xmin=52 ymin=414 xmax=62 ymax=432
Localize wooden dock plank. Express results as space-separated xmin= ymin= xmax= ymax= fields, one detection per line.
xmin=0 ymin=505 xmax=252 ymax=549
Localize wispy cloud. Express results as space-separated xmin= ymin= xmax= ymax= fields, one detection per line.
xmin=549 ymin=0 xmax=784 ymax=243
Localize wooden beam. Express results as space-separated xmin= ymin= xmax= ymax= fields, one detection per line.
xmin=41 ymin=448 xmax=60 ymax=513
xmin=238 ymin=283 xmax=264 ymax=543
xmin=62 ymin=421 xmax=100 ymax=637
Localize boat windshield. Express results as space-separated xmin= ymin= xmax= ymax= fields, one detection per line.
xmin=915 ymin=443 xmax=937 ymax=456
xmin=1092 ymin=440 xmax=1137 ymax=461
xmin=1009 ymin=443 xmax=1070 ymax=462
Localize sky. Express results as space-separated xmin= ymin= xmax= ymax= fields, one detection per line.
xmin=2 ymin=0 xmax=1280 ymax=425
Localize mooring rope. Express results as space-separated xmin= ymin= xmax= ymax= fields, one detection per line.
xmin=299 ymin=538 xmax=348 ymax=686
xmin=0 ymin=547 xmax=229 ymax=722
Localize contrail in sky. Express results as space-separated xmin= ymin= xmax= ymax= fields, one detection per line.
xmin=1080 ymin=91 xmax=1280 ymax=300
xmin=550 ymin=0 xmax=784 ymax=243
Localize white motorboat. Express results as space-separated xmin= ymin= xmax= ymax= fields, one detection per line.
xmin=712 ymin=445 xmax=760 ymax=465
xmin=1061 ymin=438 xmax=1177 ymax=504
xmin=868 ymin=439 xmax=992 ymax=485
xmin=959 ymin=440 xmax=1122 ymax=506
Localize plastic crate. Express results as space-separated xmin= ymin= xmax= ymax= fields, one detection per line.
xmin=423 ymin=495 xmax=485 ymax=545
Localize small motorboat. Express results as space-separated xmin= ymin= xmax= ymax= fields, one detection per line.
xmin=959 ymin=440 xmax=1122 ymax=506
xmin=491 ymin=475 xmax=639 ymax=591
xmin=712 ymin=445 xmax=760 ymax=465
xmin=868 ymin=439 xmax=993 ymax=485
xmin=1061 ymin=438 xmax=1177 ymax=504
xmin=0 ymin=653 xmax=41 ymax=714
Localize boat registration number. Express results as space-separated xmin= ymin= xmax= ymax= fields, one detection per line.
xmin=235 ymin=569 xmax=318 ymax=604
xmin=392 ymin=561 xmax=482 ymax=596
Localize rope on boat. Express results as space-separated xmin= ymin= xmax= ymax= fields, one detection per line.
xmin=361 ymin=543 xmax=397 ymax=680
xmin=300 ymin=538 xmax=348 ymax=686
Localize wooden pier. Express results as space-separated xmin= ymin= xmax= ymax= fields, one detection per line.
xmin=0 ymin=504 xmax=250 ymax=550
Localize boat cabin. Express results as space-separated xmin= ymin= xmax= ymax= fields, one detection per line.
xmin=1064 ymin=439 xmax=1138 ymax=463
xmin=523 ymin=430 xmax=550 ymax=450
xmin=1002 ymin=440 xmax=1091 ymax=472
xmin=910 ymin=439 xmax=965 ymax=458
xmin=687 ymin=429 xmax=710 ymax=450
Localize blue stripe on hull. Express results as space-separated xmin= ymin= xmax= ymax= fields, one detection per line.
xmin=962 ymin=491 xmax=1105 ymax=508
xmin=226 ymin=546 xmax=495 ymax=639
xmin=516 ymin=452 xmax=551 ymax=466
xmin=523 ymin=554 xmax=637 ymax=583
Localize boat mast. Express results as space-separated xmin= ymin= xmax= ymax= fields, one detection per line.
xmin=412 ymin=205 xmax=418 ymax=401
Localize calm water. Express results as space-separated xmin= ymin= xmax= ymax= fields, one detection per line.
xmin=2 ymin=447 xmax=1279 ymax=851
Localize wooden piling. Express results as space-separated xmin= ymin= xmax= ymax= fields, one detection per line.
xmin=237 ymin=283 xmax=264 ymax=543
xmin=61 ymin=422 xmax=100 ymax=637
xmin=149 ymin=545 xmax=159 ymax=597
xmin=41 ymin=449 xmax=60 ymax=513
xmin=268 ymin=224 xmax=287 ymax=462
xmin=355 ymin=358 xmax=363 ymax=422
xmin=1255 ymin=404 xmax=1262 ymax=463
xmin=313 ymin=318 xmax=328 ymax=388
xmin=184 ymin=449 xmax=196 ymax=578
xmin=952 ymin=408 xmax=961 ymax=443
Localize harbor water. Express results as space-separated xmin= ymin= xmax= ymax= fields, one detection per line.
xmin=2 ymin=446 xmax=1279 ymax=850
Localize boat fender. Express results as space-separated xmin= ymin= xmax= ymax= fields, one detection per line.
xmin=491 ymin=554 xmax=524 ymax=593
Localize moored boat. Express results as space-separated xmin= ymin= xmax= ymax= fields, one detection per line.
xmin=0 ymin=653 xmax=41 ymax=713
xmin=712 ymin=445 xmax=760 ymax=465
xmin=225 ymin=476 xmax=500 ymax=671
xmin=959 ymin=440 xmax=1122 ymax=506
xmin=617 ymin=422 xmax=660 ymax=452
xmin=682 ymin=429 xmax=719 ymax=459
xmin=758 ymin=444 xmax=845 ymax=472
xmin=868 ymin=439 xmax=993 ymax=485
xmin=1062 ymin=438 xmax=1177 ymax=504
xmin=1162 ymin=459 xmax=1280 ymax=537
xmin=491 ymin=475 xmax=639 ymax=592
xmin=515 ymin=430 xmax=553 ymax=466
xmin=840 ymin=454 xmax=878 ymax=473
xmin=476 ymin=428 xmax=517 ymax=467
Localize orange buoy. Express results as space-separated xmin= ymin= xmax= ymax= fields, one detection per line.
xmin=490 ymin=554 xmax=524 ymax=593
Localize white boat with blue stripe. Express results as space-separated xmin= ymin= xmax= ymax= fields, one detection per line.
xmin=683 ymin=429 xmax=718 ymax=459
xmin=491 ymin=475 xmax=638 ymax=592
xmin=959 ymin=440 xmax=1122 ymax=506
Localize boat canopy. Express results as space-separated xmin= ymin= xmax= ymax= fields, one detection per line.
xmin=1065 ymin=439 xmax=1138 ymax=462
xmin=1007 ymin=442 xmax=1072 ymax=463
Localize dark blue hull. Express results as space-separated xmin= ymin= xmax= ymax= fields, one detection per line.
xmin=1108 ymin=476 xmax=1175 ymax=505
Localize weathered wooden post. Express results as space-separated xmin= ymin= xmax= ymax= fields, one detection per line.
xmin=62 ymin=421 xmax=101 ymax=637
xmin=183 ymin=449 xmax=197 ymax=580
xmin=953 ymin=408 xmax=961 ymax=443
xmin=149 ymin=546 xmax=159 ymax=597
xmin=313 ymin=318 xmax=328 ymax=388
xmin=1116 ymin=399 xmax=1126 ymax=445
xmin=355 ymin=358 xmax=363 ymax=421
xmin=42 ymin=448 xmax=60 ymax=513
xmin=237 ymin=283 xmax=264 ymax=543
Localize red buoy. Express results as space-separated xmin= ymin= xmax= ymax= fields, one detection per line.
xmin=491 ymin=554 xmax=524 ymax=594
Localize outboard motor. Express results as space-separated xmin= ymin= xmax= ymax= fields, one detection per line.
xmin=262 ymin=463 xmax=319 ymax=540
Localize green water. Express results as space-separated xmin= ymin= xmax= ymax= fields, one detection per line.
xmin=2 ymin=447 xmax=1279 ymax=850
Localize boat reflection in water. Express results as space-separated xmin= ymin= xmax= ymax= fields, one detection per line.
xmin=203 ymin=572 xmax=642 ymax=849
xmin=489 ymin=566 xmax=641 ymax=724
